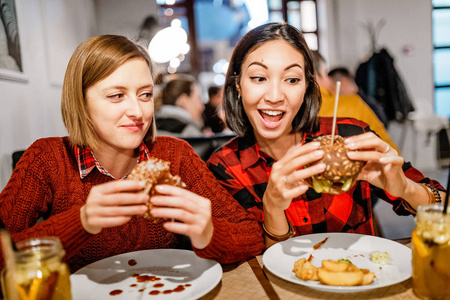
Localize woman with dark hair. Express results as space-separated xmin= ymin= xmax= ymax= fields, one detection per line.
xmin=207 ymin=22 xmax=445 ymax=247
xmin=0 ymin=35 xmax=265 ymax=272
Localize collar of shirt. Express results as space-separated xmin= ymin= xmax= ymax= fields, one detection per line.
xmin=74 ymin=142 xmax=150 ymax=179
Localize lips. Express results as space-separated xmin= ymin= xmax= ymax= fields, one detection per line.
xmin=122 ymin=123 xmax=144 ymax=132
xmin=259 ymin=109 xmax=284 ymax=128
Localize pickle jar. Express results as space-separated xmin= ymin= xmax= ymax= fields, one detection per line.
xmin=412 ymin=204 xmax=450 ymax=300
xmin=1 ymin=236 xmax=72 ymax=300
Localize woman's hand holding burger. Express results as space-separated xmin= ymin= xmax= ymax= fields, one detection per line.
xmin=345 ymin=132 xmax=408 ymax=198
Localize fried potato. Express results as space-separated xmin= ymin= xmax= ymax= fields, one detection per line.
xmin=321 ymin=260 xmax=350 ymax=272
xmin=293 ymin=258 xmax=375 ymax=286
xmin=317 ymin=268 xmax=364 ymax=286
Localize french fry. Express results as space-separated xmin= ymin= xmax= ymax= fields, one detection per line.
xmin=321 ymin=260 xmax=350 ymax=272
xmin=293 ymin=258 xmax=375 ymax=286
xmin=317 ymin=268 xmax=364 ymax=286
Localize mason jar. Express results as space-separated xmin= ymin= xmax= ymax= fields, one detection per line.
xmin=1 ymin=236 xmax=71 ymax=300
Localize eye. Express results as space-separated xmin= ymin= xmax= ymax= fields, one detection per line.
xmin=250 ymin=76 xmax=266 ymax=83
xmin=140 ymin=92 xmax=153 ymax=101
xmin=108 ymin=93 xmax=123 ymax=100
xmin=286 ymin=78 xmax=301 ymax=84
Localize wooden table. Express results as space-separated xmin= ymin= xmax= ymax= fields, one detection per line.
xmin=200 ymin=238 xmax=418 ymax=300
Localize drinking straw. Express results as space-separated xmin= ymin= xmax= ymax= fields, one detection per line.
xmin=443 ymin=165 xmax=450 ymax=214
xmin=331 ymin=81 xmax=341 ymax=144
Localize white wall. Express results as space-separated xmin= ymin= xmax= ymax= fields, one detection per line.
xmin=0 ymin=0 xmax=96 ymax=189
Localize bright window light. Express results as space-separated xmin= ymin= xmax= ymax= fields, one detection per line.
xmin=301 ymin=1 xmax=317 ymax=32
xmin=244 ymin=0 xmax=269 ymax=29
xmin=149 ymin=24 xmax=189 ymax=63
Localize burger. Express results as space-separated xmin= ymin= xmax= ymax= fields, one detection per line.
xmin=127 ymin=157 xmax=185 ymax=222
xmin=306 ymin=135 xmax=364 ymax=195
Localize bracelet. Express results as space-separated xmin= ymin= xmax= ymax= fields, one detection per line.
xmin=420 ymin=183 xmax=442 ymax=204
xmin=262 ymin=218 xmax=296 ymax=242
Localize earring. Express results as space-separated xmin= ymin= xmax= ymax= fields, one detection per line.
xmin=238 ymin=94 xmax=242 ymax=101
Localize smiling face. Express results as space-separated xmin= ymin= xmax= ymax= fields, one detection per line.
xmin=238 ymin=40 xmax=307 ymax=142
xmin=85 ymin=57 xmax=154 ymax=155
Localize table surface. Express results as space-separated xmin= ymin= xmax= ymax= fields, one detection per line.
xmin=200 ymin=238 xmax=417 ymax=300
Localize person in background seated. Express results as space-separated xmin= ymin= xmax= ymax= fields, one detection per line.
xmin=202 ymin=85 xmax=226 ymax=134
xmin=155 ymin=75 xmax=206 ymax=137
xmin=207 ymin=22 xmax=445 ymax=248
xmin=0 ymin=35 xmax=265 ymax=272
xmin=328 ymin=67 xmax=388 ymax=127
xmin=312 ymin=51 xmax=399 ymax=152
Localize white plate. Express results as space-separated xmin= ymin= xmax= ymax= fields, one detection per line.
xmin=70 ymin=249 xmax=222 ymax=300
xmin=262 ymin=233 xmax=412 ymax=293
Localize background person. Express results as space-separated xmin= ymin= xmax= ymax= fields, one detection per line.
xmin=312 ymin=50 xmax=399 ymax=152
xmin=328 ymin=66 xmax=388 ymax=127
xmin=207 ymin=22 xmax=445 ymax=248
xmin=155 ymin=75 xmax=206 ymax=137
xmin=0 ymin=35 xmax=265 ymax=272
xmin=202 ymin=85 xmax=227 ymax=134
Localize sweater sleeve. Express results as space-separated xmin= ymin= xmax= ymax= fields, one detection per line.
xmin=175 ymin=141 xmax=265 ymax=264
xmin=0 ymin=139 xmax=94 ymax=269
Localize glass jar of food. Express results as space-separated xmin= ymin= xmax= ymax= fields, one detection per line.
xmin=1 ymin=236 xmax=72 ymax=300
xmin=412 ymin=204 xmax=450 ymax=299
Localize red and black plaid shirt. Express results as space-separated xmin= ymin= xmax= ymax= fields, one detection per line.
xmin=208 ymin=117 xmax=444 ymax=236
xmin=74 ymin=143 xmax=150 ymax=179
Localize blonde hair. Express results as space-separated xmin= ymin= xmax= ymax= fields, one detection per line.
xmin=61 ymin=35 xmax=156 ymax=149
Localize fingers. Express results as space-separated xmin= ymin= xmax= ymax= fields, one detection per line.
xmin=97 ymin=179 xmax=147 ymax=194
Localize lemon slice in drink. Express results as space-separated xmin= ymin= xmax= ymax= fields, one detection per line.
xmin=412 ymin=231 xmax=431 ymax=257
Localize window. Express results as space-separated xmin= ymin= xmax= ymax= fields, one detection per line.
xmin=268 ymin=0 xmax=319 ymax=50
xmin=432 ymin=0 xmax=450 ymax=117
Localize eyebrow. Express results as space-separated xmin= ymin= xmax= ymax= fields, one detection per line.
xmin=247 ymin=61 xmax=303 ymax=71
xmin=102 ymin=84 xmax=154 ymax=91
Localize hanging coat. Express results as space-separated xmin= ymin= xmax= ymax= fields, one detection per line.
xmin=355 ymin=48 xmax=414 ymax=123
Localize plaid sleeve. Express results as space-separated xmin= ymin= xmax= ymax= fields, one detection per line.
xmin=207 ymin=140 xmax=265 ymax=223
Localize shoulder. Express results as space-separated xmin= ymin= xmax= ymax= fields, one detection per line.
xmin=316 ymin=117 xmax=371 ymax=137
xmin=148 ymin=136 xmax=195 ymax=158
xmin=207 ymin=136 xmax=241 ymax=164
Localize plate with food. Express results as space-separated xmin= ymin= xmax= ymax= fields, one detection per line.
xmin=262 ymin=232 xmax=412 ymax=292
xmin=70 ymin=249 xmax=222 ymax=299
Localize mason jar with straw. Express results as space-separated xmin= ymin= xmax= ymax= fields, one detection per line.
xmin=411 ymin=168 xmax=450 ymax=299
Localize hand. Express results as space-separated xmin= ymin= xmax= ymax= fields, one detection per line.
xmin=264 ymin=141 xmax=326 ymax=212
xmin=345 ymin=132 xmax=407 ymax=197
xmin=150 ymin=185 xmax=213 ymax=249
xmin=80 ymin=180 xmax=149 ymax=234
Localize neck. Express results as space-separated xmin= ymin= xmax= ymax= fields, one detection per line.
xmin=256 ymin=132 xmax=302 ymax=161
xmin=91 ymin=147 xmax=139 ymax=179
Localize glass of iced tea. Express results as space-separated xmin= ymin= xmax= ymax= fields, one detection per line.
xmin=412 ymin=204 xmax=450 ymax=300
xmin=1 ymin=236 xmax=72 ymax=300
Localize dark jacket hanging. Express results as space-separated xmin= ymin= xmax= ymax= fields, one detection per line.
xmin=355 ymin=48 xmax=414 ymax=123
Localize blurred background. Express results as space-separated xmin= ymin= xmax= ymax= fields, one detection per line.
xmin=0 ymin=0 xmax=449 ymax=237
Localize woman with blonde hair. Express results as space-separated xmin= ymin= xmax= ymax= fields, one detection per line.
xmin=0 ymin=35 xmax=264 ymax=272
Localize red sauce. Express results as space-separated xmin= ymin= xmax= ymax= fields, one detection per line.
xmin=163 ymin=290 xmax=173 ymax=294
xmin=153 ymin=283 xmax=164 ymax=288
xmin=128 ymin=259 xmax=137 ymax=266
xmin=132 ymin=273 xmax=140 ymax=277
xmin=185 ymin=284 xmax=191 ymax=287
xmin=138 ymin=288 xmax=145 ymax=292
xmin=173 ymin=285 xmax=185 ymax=292
xmin=109 ymin=289 xmax=123 ymax=296
xmin=136 ymin=275 xmax=159 ymax=282
xmin=149 ymin=290 xmax=161 ymax=295
xmin=130 ymin=284 xmax=138 ymax=287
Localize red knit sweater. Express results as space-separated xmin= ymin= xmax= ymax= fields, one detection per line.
xmin=0 ymin=136 xmax=265 ymax=272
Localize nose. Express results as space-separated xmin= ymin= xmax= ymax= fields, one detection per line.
xmin=266 ymin=80 xmax=284 ymax=103
xmin=126 ymin=97 xmax=144 ymax=119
